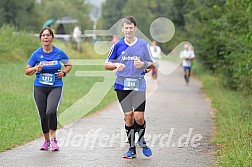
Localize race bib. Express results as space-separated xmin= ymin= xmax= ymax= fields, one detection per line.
xmin=123 ymin=78 xmax=139 ymax=91
xmin=39 ymin=73 xmax=55 ymax=85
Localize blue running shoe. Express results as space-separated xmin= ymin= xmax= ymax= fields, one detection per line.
xmin=122 ymin=147 xmax=136 ymax=159
xmin=137 ymin=139 xmax=152 ymax=157
xmin=142 ymin=146 xmax=152 ymax=157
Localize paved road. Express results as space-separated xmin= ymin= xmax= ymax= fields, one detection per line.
xmin=0 ymin=60 xmax=215 ymax=167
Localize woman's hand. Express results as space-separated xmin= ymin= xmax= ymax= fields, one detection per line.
xmin=55 ymin=70 xmax=65 ymax=78
xmin=36 ymin=63 xmax=43 ymax=71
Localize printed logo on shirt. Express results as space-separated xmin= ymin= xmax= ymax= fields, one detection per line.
xmin=122 ymin=56 xmax=140 ymax=61
xmin=40 ymin=55 xmax=44 ymax=58
xmin=41 ymin=61 xmax=58 ymax=66
xmin=122 ymin=56 xmax=134 ymax=61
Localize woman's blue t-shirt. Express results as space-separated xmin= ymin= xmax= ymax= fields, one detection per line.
xmin=27 ymin=46 xmax=69 ymax=87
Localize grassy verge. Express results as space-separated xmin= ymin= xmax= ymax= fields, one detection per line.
xmin=0 ymin=33 xmax=116 ymax=152
xmin=192 ymin=61 xmax=252 ymax=166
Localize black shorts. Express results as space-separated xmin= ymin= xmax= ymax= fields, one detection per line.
xmin=116 ymin=89 xmax=146 ymax=113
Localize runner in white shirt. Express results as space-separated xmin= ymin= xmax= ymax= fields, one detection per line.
xmin=180 ymin=44 xmax=195 ymax=85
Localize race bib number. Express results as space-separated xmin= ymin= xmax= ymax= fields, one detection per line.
xmin=39 ymin=73 xmax=55 ymax=85
xmin=123 ymin=78 xmax=139 ymax=91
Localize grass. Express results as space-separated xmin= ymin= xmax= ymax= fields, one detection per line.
xmin=192 ymin=61 xmax=252 ymax=166
xmin=0 ymin=29 xmax=116 ymax=152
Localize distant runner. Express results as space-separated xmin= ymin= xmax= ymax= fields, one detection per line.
xmin=180 ymin=43 xmax=195 ymax=85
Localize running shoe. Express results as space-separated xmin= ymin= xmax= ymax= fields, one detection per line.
xmin=40 ymin=140 xmax=50 ymax=150
xmin=137 ymin=139 xmax=152 ymax=157
xmin=142 ymin=146 xmax=152 ymax=157
xmin=51 ymin=139 xmax=59 ymax=151
xmin=122 ymin=147 xmax=136 ymax=159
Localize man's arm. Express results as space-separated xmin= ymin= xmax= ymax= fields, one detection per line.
xmin=104 ymin=62 xmax=125 ymax=71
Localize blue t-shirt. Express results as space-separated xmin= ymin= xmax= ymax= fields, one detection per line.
xmin=27 ymin=46 xmax=69 ymax=87
xmin=107 ymin=38 xmax=153 ymax=91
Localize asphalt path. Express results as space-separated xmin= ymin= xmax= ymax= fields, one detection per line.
xmin=0 ymin=60 xmax=215 ymax=167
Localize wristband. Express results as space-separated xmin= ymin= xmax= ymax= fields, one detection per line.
xmin=63 ymin=71 xmax=66 ymax=77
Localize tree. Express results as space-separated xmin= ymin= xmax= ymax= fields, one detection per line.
xmin=101 ymin=0 xmax=128 ymax=29
xmin=35 ymin=0 xmax=91 ymax=32
xmin=0 ymin=0 xmax=36 ymax=30
xmin=122 ymin=0 xmax=154 ymax=39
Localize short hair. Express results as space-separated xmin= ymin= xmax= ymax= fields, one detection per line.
xmin=39 ymin=27 xmax=54 ymax=38
xmin=121 ymin=16 xmax=137 ymax=27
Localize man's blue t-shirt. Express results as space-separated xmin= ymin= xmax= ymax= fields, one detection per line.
xmin=27 ymin=46 xmax=69 ymax=87
xmin=106 ymin=38 xmax=153 ymax=91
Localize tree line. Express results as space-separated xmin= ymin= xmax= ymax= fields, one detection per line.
xmin=0 ymin=0 xmax=92 ymax=32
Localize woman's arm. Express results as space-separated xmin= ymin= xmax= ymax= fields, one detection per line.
xmin=56 ymin=61 xmax=72 ymax=78
xmin=25 ymin=64 xmax=42 ymax=76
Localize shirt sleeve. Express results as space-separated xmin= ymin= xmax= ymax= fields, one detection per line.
xmin=106 ymin=44 xmax=118 ymax=63
xmin=190 ymin=50 xmax=195 ymax=58
xmin=27 ymin=53 xmax=37 ymax=67
xmin=144 ymin=43 xmax=153 ymax=62
xmin=60 ymin=50 xmax=70 ymax=64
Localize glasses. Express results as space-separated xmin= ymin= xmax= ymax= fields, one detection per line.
xmin=41 ymin=34 xmax=52 ymax=37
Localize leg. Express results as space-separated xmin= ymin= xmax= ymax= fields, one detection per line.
xmin=116 ymin=90 xmax=136 ymax=158
xmin=134 ymin=112 xmax=145 ymax=144
xmin=33 ymin=86 xmax=49 ymax=140
xmin=116 ymin=90 xmax=135 ymax=147
xmin=33 ymin=86 xmax=50 ymax=150
xmin=124 ymin=112 xmax=135 ymax=147
xmin=133 ymin=91 xmax=152 ymax=157
xmin=47 ymin=87 xmax=62 ymax=151
xmin=187 ymin=67 xmax=191 ymax=83
xmin=132 ymin=91 xmax=146 ymax=146
xmin=152 ymin=67 xmax=158 ymax=81
xmin=183 ymin=66 xmax=187 ymax=83
xmin=183 ymin=67 xmax=190 ymax=84
xmin=46 ymin=87 xmax=62 ymax=139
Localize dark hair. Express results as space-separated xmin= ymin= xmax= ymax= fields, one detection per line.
xmin=121 ymin=16 xmax=137 ymax=27
xmin=39 ymin=27 xmax=54 ymax=38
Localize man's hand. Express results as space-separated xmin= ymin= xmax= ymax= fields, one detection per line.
xmin=134 ymin=58 xmax=144 ymax=68
xmin=115 ymin=63 xmax=125 ymax=71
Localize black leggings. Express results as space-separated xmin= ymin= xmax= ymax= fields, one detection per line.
xmin=33 ymin=86 xmax=62 ymax=134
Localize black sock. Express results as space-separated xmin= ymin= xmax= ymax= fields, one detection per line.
xmin=134 ymin=121 xmax=147 ymax=147
xmin=125 ymin=124 xmax=135 ymax=148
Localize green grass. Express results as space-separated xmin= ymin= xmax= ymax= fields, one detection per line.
xmin=193 ymin=61 xmax=252 ymax=166
xmin=0 ymin=30 xmax=117 ymax=152
xmin=0 ymin=25 xmax=40 ymax=62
